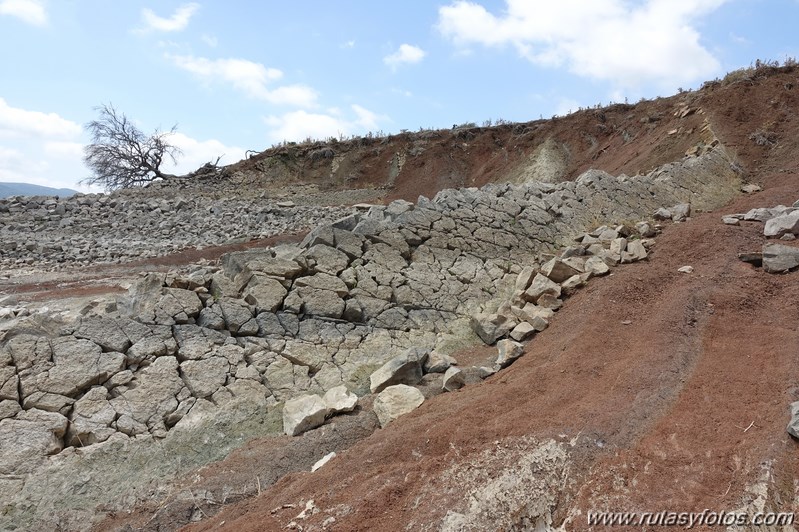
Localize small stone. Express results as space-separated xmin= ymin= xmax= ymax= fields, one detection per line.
xmin=722 ymin=216 xmax=740 ymax=226
xmin=442 ymin=367 xmax=465 ymax=392
xmin=322 ymin=385 xmax=357 ymax=414
xmin=369 ymin=348 xmax=429 ymax=393
xmin=741 ymin=184 xmax=762 ymax=194
xmin=787 ymin=401 xmax=799 ymax=439
xmin=495 ymin=339 xmax=524 ymax=368
xmin=510 ymin=322 xmax=536 ymax=341
xmin=311 ymin=452 xmax=336 ymax=472
xmin=653 ymin=207 xmax=672 ymax=221
xmin=677 ymin=266 xmax=694 ymax=274
xmin=423 ymin=351 xmax=456 ymax=373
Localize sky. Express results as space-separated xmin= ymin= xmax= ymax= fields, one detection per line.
xmin=0 ymin=0 xmax=797 ymax=192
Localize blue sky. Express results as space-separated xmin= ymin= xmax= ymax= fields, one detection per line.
xmin=0 ymin=0 xmax=797 ymax=191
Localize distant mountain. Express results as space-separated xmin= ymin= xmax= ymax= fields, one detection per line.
xmin=0 ymin=182 xmax=78 ymax=199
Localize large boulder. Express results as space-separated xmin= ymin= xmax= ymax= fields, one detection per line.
xmin=243 ymin=275 xmax=287 ymax=313
xmin=29 ymin=338 xmax=124 ymax=398
xmin=539 ymin=258 xmax=581 ymax=284
xmin=373 ymin=384 xmax=425 ymax=428
xmin=283 ymin=394 xmax=328 ymax=436
xmin=369 ymin=348 xmax=429 ymax=393
xmin=74 ymin=317 xmax=131 ymax=353
xmin=762 ymin=243 xmax=799 ymax=273
xmin=764 ymin=210 xmax=799 ymax=238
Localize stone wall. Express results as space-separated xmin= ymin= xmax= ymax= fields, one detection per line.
xmin=0 ymin=147 xmax=741 ymax=531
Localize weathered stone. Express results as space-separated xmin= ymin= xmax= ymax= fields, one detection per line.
xmin=584 ymin=256 xmax=610 ymax=276
xmin=299 ymin=288 xmax=346 ymax=319
xmin=470 ymin=312 xmax=513 ymax=344
xmin=621 ymin=239 xmax=648 ymax=263
xmin=764 ymin=210 xmax=799 ymax=238
xmin=762 ymin=243 xmax=799 ymax=273
xmin=510 ymin=322 xmax=536 ymax=341
xmin=283 ymin=394 xmax=328 ymax=436
xmin=109 ymin=356 xmax=183 ymax=430
xmin=671 ymin=203 xmax=691 ymax=222
xmin=180 ymin=357 xmax=229 ymax=398
xmin=495 ymin=339 xmax=524 ymax=368
xmin=197 ymin=305 xmax=226 ymax=330
xmin=787 ymin=401 xmax=799 ymax=439
xmin=65 ymin=386 xmax=116 ymax=447
xmin=22 ymin=391 xmax=74 ymax=414
xmin=34 ymin=338 xmax=124 ymax=398
xmin=0 ymin=399 xmax=21 ymax=420
xmin=126 ymin=335 xmax=167 ymax=364
xmin=0 ymin=408 xmax=68 ymax=474
xmin=423 ymin=351 xmax=456 ymax=373
xmin=540 ymin=258 xmax=581 ymax=283
xmin=369 ymin=348 xmax=429 ymax=393
xmin=294 ymin=273 xmax=349 ymax=297
xmin=653 ymin=207 xmax=672 ymax=220
xmin=303 ymin=244 xmax=350 ymax=275
xmin=219 ymin=298 xmax=254 ymax=334
xmin=722 ymin=216 xmax=740 ymax=226
xmin=524 ymin=273 xmax=562 ymax=304
xmin=0 ymin=366 xmax=18 ymax=401
xmin=323 ymin=385 xmax=357 ymax=414
xmin=373 ymin=384 xmax=425 ymax=428
xmin=247 ymin=256 xmax=305 ymax=279
xmin=243 ymin=275 xmax=287 ymax=313
xmin=74 ymin=317 xmax=131 ymax=353
xmin=442 ymin=367 xmax=465 ymax=392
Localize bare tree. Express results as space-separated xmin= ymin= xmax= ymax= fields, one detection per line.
xmin=82 ymin=103 xmax=182 ymax=190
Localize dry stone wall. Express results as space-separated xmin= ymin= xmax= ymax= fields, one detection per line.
xmin=0 ymin=147 xmax=741 ymax=531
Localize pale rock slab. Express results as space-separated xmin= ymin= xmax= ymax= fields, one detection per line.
xmin=373 ymin=384 xmax=425 ymax=428
xmin=283 ymin=394 xmax=328 ymax=436
xmin=323 ymin=385 xmax=358 ymax=414
xmin=369 ymin=347 xmax=429 ymax=393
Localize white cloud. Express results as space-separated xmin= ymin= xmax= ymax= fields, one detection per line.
xmin=0 ymin=98 xmax=81 ymax=139
xmin=167 ymin=54 xmax=318 ymax=107
xmin=384 ymin=44 xmax=427 ymax=69
xmin=140 ymin=3 xmax=199 ymax=33
xmin=0 ymin=0 xmax=46 ymax=26
xmin=201 ymin=33 xmax=218 ymax=47
xmin=264 ymin=104 xmax=387 ymax=144
xmin=341 ymin=40 xmax=356 ymax=49
xmin=437 ymin=0 xmax=728 ymax=89
xmin=164 ymin=132 xmax=246 ymax=175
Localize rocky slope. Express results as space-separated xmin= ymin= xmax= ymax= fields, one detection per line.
xmin=0 ymin=64 xmax=798 ymax=531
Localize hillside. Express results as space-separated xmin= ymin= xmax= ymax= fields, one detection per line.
xmin=0 ymin=182 xmax=77 ymax=199
xmin=0 ymin=64 xmax=798 ymax=532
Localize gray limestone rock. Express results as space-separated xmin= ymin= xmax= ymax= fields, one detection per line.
xmin=65 ymin=386 xmax=116 ymax=447
xmin=243 ymin=275 xmax=287 ymax=313
xmin=524 ymin=274 xmax=562 ymax=303
xmin=764 ymin=210 xmax=799 ymax=238
xmin=762 ymin=243 xmax=799 ymax=273
xmin=33 ymin=338 xmax=124 ymax=398
xmin=442 ymin=366 xmax=465 ymax=392
xmin=180 ymin=357 xmax=229 ymax=398
xmin=470 ymin=312 xmax=515 ymax=345
xmin=369 ymin=347 xmax=429 ymax=393
xmin=0 ymin=408 xmax=68 ymax=474
xmin=283 ymin=394 xmax=328 ymax=436
xmin=109 ymin=356 xmax=184 ymax=432
xmin=495 ymin=339 xmax=525 ymax=368
xmin=322 ymin=385 xmax=358 ymax=414
xmin=424 ymin=351 xmax=457 ymax=374
xmin=539 ymin=258 xmax=581 ymax=283
xmin=373 ymin=384 xmax=425 ymax=428
xmin=74 ymin=317 xmax=131 ymax=353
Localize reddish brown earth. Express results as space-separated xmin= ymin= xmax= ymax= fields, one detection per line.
xmin=81 ymin=65 xmax=799 ymax=530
